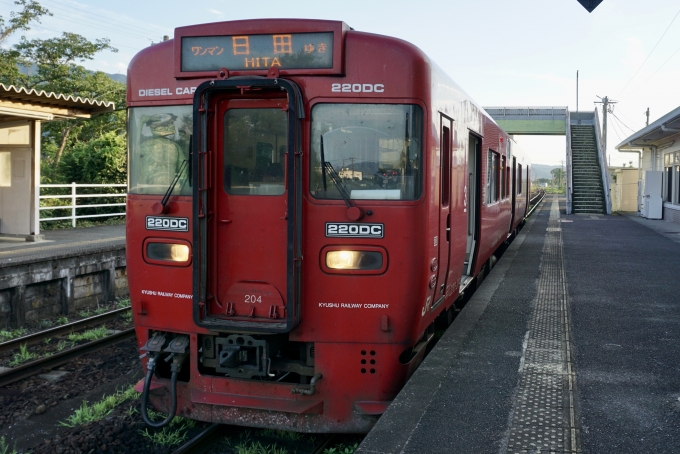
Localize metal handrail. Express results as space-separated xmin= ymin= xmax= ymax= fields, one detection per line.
xmin=39 ymin=182 xmax=127 ymax=227
xmin=566 ymin=110 xmax=573 ymax=214
xmin=593 ymin=108 xmax=613 ymax=214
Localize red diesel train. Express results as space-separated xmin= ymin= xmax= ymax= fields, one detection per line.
xmin=127 ymin=19 xmax=531 ymax=432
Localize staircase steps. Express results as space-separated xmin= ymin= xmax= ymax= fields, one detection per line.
xmin=570 ymin=124 xmax=606 ymax=214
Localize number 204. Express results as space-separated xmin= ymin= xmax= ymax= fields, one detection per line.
xmin=245 ymin=295 xmax=262 ymax=304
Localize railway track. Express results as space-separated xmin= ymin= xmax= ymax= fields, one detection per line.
xmin=0 ymin=307 xmax=135 ymax=387
xmin=0 ymin=306 xmax=130 ymax=355
xmin=170 ymin=424 xmax=342 ymax=454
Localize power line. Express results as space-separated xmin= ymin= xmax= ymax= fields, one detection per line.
xmin=42 ymin=0 xmax=167 ymax=39
xmin=609 ymin=111 xmax=636 ymax=133
xmin=31 ymin=23 xmax=142 ymax=51
xmin=608 ymin=114 xmax=624 ymax=144
xmin=622 ymin=42 xmax=680 ymax=100
xmin=618 ymin=7 xmax=680 ymax=96
xmin=0 ymin=0 xmax=156 ymax=43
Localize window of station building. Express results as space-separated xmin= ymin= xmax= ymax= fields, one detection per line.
xmin=128 ymin=106 xmax=192 ymax=196
xmin=664 ymin=153 xmax=673 ymax=203
xmin=0 ymin=121 xmax=30 ymax=146
xmin=310 ymin=104 xmax=423 ymax=201
xmin=487 ymin=150 xmax=499 ymax=204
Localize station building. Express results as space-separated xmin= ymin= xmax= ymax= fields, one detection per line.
xmin=616 ymin=105 xmax=680 ymax=225
xmin=0 ymin=84 xmax=113 ymax=240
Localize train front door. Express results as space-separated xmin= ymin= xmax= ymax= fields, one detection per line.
xmin=211 ymin=96 xmax=291 ymax=327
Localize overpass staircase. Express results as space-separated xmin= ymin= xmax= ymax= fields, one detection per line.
xmin=570 ymin=124 xmax=606 ymax=213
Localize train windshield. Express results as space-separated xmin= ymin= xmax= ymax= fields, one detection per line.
xmin=128 ymin=106 xmax=192 ymax=195
xmin=310 ymin=104 xmax=423 ymax=201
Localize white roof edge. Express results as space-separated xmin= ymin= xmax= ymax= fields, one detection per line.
xmin=615 ymin=105 xmax=680 ymax=150
xmin=0 ymin=83 xmax=115 ymax=111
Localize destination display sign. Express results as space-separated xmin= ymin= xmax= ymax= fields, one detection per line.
xmin=181 ymin=32 xmax=334 ymax=71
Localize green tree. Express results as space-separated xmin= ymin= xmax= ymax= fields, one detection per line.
xmin=0 ymin=1 xmax=125 ymax=175
xmin=59 ymin=131 xmax=126 ymax=184
xmin=550 ymin=167 xmax=565 ymax=187
xmin=0 ymin=0 xmax=50 ymax=44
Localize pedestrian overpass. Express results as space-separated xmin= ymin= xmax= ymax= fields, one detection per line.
xmin=483 ymin=106 xmax=611 ymax=214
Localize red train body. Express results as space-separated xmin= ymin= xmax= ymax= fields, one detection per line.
xmin=127 ymin=19 xmax=531 ymax=432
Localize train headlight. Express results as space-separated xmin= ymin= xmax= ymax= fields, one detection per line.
xmin=325 ymin=250 xmax=383 ymax=270
xmin=144 ymin=240 xmax=192 ymax=266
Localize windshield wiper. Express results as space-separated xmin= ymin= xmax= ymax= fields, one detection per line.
xmin=158 ymin=136 xmax=191 ymax=213
xmin=323 ymin=161 xmax=353 ymax=208
xmin=319 ymin=134 xmax=353 ymax=208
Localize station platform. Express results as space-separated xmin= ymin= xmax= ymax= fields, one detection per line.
xmin=0 ymin=224 xmax=125 ymax=267
xmin=358 ymin=196 xmax=680 ymax=454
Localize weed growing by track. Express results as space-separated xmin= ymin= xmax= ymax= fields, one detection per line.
xmin=8 ymin=344 xmax=36 ymax=366
xmin=139 ymin=416 xmax=196 ymax=447
xmin=0 ymin=436 xmax=18 ymax=454
xmin=324 ymin=443 xmax=359 ymax=454
xmin=233 ymin=440 xmax=289 ymax=454
xmin=61 ymin=385 xmax=140 ymax=427
xmin=68 ymin=326 xmax=109 ymax=342
xmin=0 ymin=328 xmax=27 ymax=343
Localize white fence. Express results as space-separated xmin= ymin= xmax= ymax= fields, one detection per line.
xmin=40 ymin=183 xmax=127 ymax=227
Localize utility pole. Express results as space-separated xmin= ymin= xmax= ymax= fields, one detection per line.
xmin=576 ymin=70 xmax=579 ymax=112
xmin=645 ymin=107 xmax=650 ymax=127
xmin=595 ymin=95 xmax=617 ymax=155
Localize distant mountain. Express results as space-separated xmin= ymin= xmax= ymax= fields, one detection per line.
xmin=18 ymin=64 xmax=126 ymax=85
xmin=531 ymin=164 xmax=562 ymax=181
xmin=106 ymin=73 xmax=126 ymax=83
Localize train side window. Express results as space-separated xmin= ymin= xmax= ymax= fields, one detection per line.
xmin=517 ymin=164 xmax=523 ymax=195
xmin=500 ymin=155 xmax=506 ymax=200
xmin=506 ymin=160 xmax=511 ymax=199
xmin=487 ymin=150 xmax=498 ymax=204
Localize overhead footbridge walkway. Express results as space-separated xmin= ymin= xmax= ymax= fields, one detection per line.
xmin=484 ymin=107 xmax=611 ymax=214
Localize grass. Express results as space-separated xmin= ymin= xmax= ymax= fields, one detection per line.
xmin=61 ymin=385 xmax=140 ymax=428
xmin=44 ymin=338 xmax=52 ymax=344
xmin=56 ymin=316 xmax=69 ymax=325
xmin=0 ymin=328 xmax=27 ymax=343
xmin=0 ymin=436 xmax=18 ymax=454
xmin=117 ymin=298 xmax=131 ymax=309
xmin=77 ymin=309 xmax=92 ymax=318
xmin=262 ymin=429 xmax=303 ymax=441
xmin=39 ymin=319 xmax=54 ymax=329
xmin=68 ymin=326 xmax=108 ymax=343
xmin=56 ymin=340 xmax=70 ymax=351
xmin=233 ymin=440 xmax=289 ymax=454
xmin=139 ymin=410 xmax=197 ymax=447
xmin=8 ymin=343 xmax=36 ymax=366
xmin=324 ymin=443 xmax=359 ymax=454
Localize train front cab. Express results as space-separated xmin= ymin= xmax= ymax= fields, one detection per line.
xmin=127 ymin=19 xmax=527 ymax=433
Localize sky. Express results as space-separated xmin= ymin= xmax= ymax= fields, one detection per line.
xmin=1 ymin=0 xmax=680 ymax=167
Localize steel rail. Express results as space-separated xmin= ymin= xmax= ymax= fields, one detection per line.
xmin=527 ymin=190 xmax=547 ymax=218
xmin=311 ymin=434 xmax=341 ymax=454
xmin=0 ymin=328 xmax=136 ymax=387
xmin=171 ymin=423 xmax=224 ymax=454
xmin=0 ymin=307 xmax=130 ymax=355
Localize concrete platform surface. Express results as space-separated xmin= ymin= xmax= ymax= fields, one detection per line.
xmin=0 ymin=224 xmax=125 ymax=267
xmin=357 ymin=196 xmax=680 ymax=454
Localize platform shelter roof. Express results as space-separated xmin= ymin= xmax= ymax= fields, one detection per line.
xmin=0 ymin=83 xmax=115 ymax=122
xmin=616 ymin=106 xmax=680 ymax=150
